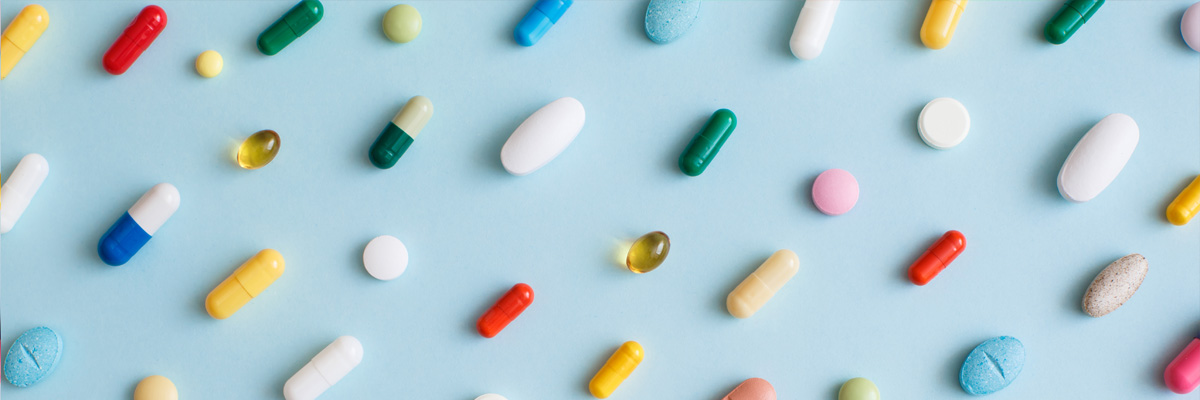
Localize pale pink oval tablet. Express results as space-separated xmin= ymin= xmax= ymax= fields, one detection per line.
xmin=723 ymin=377 xmax=776 ymax=400
xmin=812 ymin=168 xmax=859 ymax=216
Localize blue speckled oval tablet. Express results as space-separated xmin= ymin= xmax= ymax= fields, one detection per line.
xmin=644 ymin=0 xmax=701 ymax=44
xmin=4 ymin=327 xmax=63 ymax=388
xmin=960 ymin=336 xmax=1024 ymax=395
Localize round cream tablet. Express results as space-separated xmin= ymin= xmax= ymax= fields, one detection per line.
xmin=363 ymin=235 xmax=408 ymax=280
xmin=134 ymin=375 xmax=178 ymax=400
xmin=918 ymin=97 xmax=970 ymax=150
xmin=195 ymin=50 xmax=223 ymax=78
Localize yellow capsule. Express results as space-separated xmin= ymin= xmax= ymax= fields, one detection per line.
xmin=920 ymin=0 xmax=966 ymax=49
xmin=237 ymin=130 xmax=281 ymax=169
xmin=1 ymin=5 xmax=50 ymax=79
xmin=626 ymin=231 xmax=669 ymax=273
xmin=727 ymin=249 xmax=800 ymax=319
xmin=205 ymin=249 xmax=285 ymax=319
xmin=1167 ymin=175 xmax=1200 ymax=226
xmin=589 ymin=341 xmax=644 ymax=399
xmin=134 ymin=375 xmax=178 ymax=400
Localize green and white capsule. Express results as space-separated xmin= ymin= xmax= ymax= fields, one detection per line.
xmin=369 ymin=96 xmax=433 ymax=169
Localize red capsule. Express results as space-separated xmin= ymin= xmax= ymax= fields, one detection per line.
xmin=102 ymin=5 xmax=167 ymax=75
xmin=908 ymin=230 xmax=965 ymax=285
xmin=477 ymin=283 xmax=534 ymax=338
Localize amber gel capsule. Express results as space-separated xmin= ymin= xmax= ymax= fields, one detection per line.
xmin=626 ymin=231 xmax=669 ymax=273
xmin=1044 ymin=0 xmax=1104 ymax=44
xmin=678 ymin=109 xmax=737 ymax=176
xmin=369 ymin=96 xmax=433 ymax=169
xmin=237 ymin=130 xmax=280 ymax=169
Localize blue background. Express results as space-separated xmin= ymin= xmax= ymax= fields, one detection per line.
xmin=2 ymin=1 xmax=1199 ymax=399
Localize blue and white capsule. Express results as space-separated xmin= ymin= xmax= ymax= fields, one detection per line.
xmin=98 ymin=183 xmax=180 ymax=266
xmin=514 ymin=0 xmax=573 ymax=46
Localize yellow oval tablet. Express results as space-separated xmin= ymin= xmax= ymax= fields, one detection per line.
xmin=195 ymin=50 xmax=222 ymax=78
xmin=134 ymin=375 xmax=178 ymax=400
xmin=727 ymin=249 xmax=800 ymax=318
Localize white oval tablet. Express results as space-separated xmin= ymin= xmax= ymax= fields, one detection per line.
xmin=918 ymin=98 xmax=970 ymax=150
xmin=1058 ymin=113 xmax=1139 ymax=203
xmin=475 ymin=395 xmax=509 ymax=400
xmin=1 ymin=153 xmax=49 ymax=234
xmin=363 ymin=235 xmax=408 ymax=280
xmin=500 ymin=97 xmax=586 ymax=176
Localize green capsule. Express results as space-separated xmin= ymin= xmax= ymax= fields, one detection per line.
xmin=626 ymin=231 xmax=670 ymax=274
xmin=1044 ymin=0 xmax=1104 ymax=45
xmin=257 ymin=0 xmax=324 ymax=55
xmin=678 ymin=109 xmax=737 ymax=176
xmin=370 ymin=96 xmax=433 ymax=169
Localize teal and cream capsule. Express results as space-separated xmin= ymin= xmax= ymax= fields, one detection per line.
xmin=369 ymin=96 xmax=433 ymax=169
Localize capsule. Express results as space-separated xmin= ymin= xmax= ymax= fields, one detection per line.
xmin=1167 ymin=175 xmax=1200 ymax=226
xmin=477 ymin=283 xmax=534 ymax=338
xmin=920 ymin=0 xmax=966 ymax=49
xmin=626 ymin=231 xmax=670 ymax=273
xmin=102 ymin=5 xmax=166 ymax=75
xmin=589 ymin=341 xmax=644 ymax=399
xmin=205 ymin=249 xmax=285 ymax=319
xmin=907 ymin=230 xmax=965 ymax=285
xmin=679 ymin=109 xmax=736 ymax=176
xmin=1166 ymin=333 xmax=1200 ymax=394
xmin=727 ymin=250 xmax=800 ymax=318
xmin=369 ymin=96 xmax=433 ymax=169
xmin=1 ymin=154 xmax=49 ymax=234
xmin=1 ymin=5 xmax=49 ymax=80
xmin=283 ymin=336 xmax=363 ymax=400
xmin=1044 ymin=0 xmax=1104 ymax=44
xmin=258 ymin=0 xmax=324 ymax=55
xmin=789 ymin=0 xmax=840 ymax=60
xmin=514 ymin=0 xmax=573 ymax=46
xmin=238 ymin=130 xmax=281 ymax=169
xmin=98 ymin=183 xmax=179 ymax=266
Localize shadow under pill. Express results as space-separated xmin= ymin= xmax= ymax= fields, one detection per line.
xmin=1035 ymin=121 xmax=1092 ymax=201
xmin=476 ymin=112 xmax=529 ymax=176
xmin=627 ymin=1 xmax=649 ymax=43
xmin=358 ymin=100 xmax=409 ymax=170
xmin=464 ymin=285 xmax=510 ymax=337
xmin=1167 ymin=9 xmax=1191 ymax=52
xmin=1031 ymin=3 xmax=1061 ymax=43
xmin=715 ymin=254 xmax=769 ymax=316
xmin=776 ymin=0 xmax=806 ymax=58
xmin=906 ymin=103 xmax=926 ymax=148
xmin=664 ymin=111 xmax=710 ymax=175
xmin=1149 ymin=321 xmax=1200 ymax=389
xmin=1063 ymin=256 xmax=1112 ymax=317
xmin=897 ymin=234 xmax=934 ymax=284
xmin=942 ymin=340 xmax=978 ymax=392
xmin=274 ymin=340 xmax=330 ymax=397
xmin=828 ymin=379 xmax=843 ymax=399
xmin=1156 ymin=175 xmax=1196 ymax=223
xmin=580 ymin=343 xmax=619 ymax=395
xmin=904 ymin=1 xmax=931 ymax=48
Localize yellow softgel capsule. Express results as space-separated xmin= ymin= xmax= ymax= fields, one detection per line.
xmin=237 ymin=130 xmax=280 ymax=169
xmin=205 ymin=249 xmax=285 ymax=319
xmin=1 ymin=5 xmax=49 ymax=79
xmin=1167 ymin=175 xmax=1200 ymax=226
xmin=727 ymin=249 xmax=800 ymax=319
xmin=195 ymin=50 xmax=222 ymax=78
xmin=626 ymin=231 xmax=669 ymax=274
xmin=134 ymin=375 xmax=178 ymax=400
xmin=383 ymin=4 xmax=422 ymax=43
xmin=589 ymin=341 xmax=644 ymax=399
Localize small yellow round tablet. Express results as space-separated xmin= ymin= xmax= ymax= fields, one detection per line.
xmin=195 ymin=50 xmax=223 ymax=78
xmin=134 ymin=375 xmax=178 ymax=400
xmin=383 ymin=5 xmax=422 ymax=43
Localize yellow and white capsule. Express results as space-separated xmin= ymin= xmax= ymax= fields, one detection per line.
xmin=727 ymin=250 xmax=800 ymax=318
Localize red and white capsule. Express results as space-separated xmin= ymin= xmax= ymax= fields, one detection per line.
xmin=477 ymin=283 xmax=534 ymax=338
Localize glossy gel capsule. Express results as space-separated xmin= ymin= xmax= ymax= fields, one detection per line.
xmin=626 ymin=231 xmax=669 ymax=273
xmin=369 ymin=96 xmax=433 ymax=169
xmin=679 ymin=109 xmax=736 ymax=176
xmin=258 ymin=0 xmax=324 ymax=55
xmin=205 ymin=249 xmax=285 ymax=319
xmin=238 ymin=130 xmax=280 ymax=169
xmin=0 ymin=4 xmax=49 ymax=80
xmin=98 ymin=183 xmax=180 ymax=266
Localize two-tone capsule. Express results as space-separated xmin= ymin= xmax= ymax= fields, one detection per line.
xmin=283 ymin=336 xmax=362 ymax=400
xmin=1167 ymin=175 xmax=1200 ymax=226
xmin=589 ymin=341 xmax=644 ymax=399
xmin=907 ymin=230 xmax=965 ymax=285
xmin=98 ymin=183 xmax=179 ymax=266
xmin=1044 ymin=0 xmax=1104 ymax=44
xmin=920 ymin=0 xmax=966 ymax=49
xmin=205 ymin=249 xmax=285 ymax=319
xmin=103 ymin=5 xmax=166 ymax=75
xmin=369 ymin=96 xmax=433 ymax=169
xmin=476 ymin=283 xmax=534 ymax=338
xmin=727 ymin=250 xmax=800 ymax=318
xmin=258 ymin=0 xmax=324 ymax=55
xmin=0 ymin=4 xmax=49 ymax=79
xmin=1 ymin=153 xmax=49 ymax=234
xmin=514 ymin=0 xmax=573 ymax=46
xmin=679 ymin=109 xmax=736 ymax=176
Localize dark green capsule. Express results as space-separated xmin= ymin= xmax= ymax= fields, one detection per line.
xmin=369 ymin=96 xmax=433 ymax=169
xmin=678 ymin=109 xmax=736 ymax=176
xmin=257 ymin=0 xmax=324 ymax=55
xmin=1044 ymin=0 xmax=1104 ymax=45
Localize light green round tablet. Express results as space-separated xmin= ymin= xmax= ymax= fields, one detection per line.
xmin=383 ymin=5 xmax=422 ymax=43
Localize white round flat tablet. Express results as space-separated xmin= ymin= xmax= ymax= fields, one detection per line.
xmin=918 ymin=97 xmax=970 ymax=150
xmin=363 ymin=235 xmax=408 ymax=280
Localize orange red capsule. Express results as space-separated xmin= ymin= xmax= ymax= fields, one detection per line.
xmin=477 ymin=283 xmax=534 ymax=338
xmin=103 ymin=5 xmax=166 ymax=75
xmin=908 ymin=230 xmax=965 ymax=285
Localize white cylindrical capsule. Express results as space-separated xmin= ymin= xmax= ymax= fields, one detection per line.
xmin=0 ymin=153 xmax=49 ymax=234
xmin=97 ymin=183 xmax=180 ymax=266
xmin=790 ymin=0 xmax=840 ymax=60
xmin=283 ymin=336 xmax=363 ymax=400
xmin=476 ymin=395 xmax=509 ymax=400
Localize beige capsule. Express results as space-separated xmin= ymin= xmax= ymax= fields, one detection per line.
xmin=727 ymin=250 xmax=800 ymax=319
xmin=1082 ymin=254 xmax=1148 ymax=317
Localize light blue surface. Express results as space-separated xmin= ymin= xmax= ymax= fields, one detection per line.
xmin=2 ymin=1 xmax=1198 ymax=399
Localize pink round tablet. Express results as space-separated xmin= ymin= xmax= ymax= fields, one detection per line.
xmin=722 ymin=377 xmax=776 ymax=400
xmin=812 ymin=168 xmax=859 ymax=216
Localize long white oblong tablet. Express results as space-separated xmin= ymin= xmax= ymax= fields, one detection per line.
xmin=1 ymin=153 xmax=49 ymax=234
xmin=284 ymin=336 xmax=363 ymax=400
xmin=1058 ymin=113 xmax=1139 ymax=203
xmin=500 ymin=97 xmax=586 ymax=176
xmin=790 ymin=0 xmax=840 ymax=60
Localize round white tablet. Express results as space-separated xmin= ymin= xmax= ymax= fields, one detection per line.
xmin=363 ymin=235 xmax=408 ymax=280
xmin=918 ymin=98 xmax=970 ymax=150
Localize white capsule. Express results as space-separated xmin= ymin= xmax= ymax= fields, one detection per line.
xmin=1 ymin=153 xmax=49 ymax=234
xmin=500 ymin=97 xmax=586 ymax=176
xmin=283 ymin=336 xmax=363 ymax=400
xmin=476 ymin=395 xmax=509 ymax=400
xmin=1058 ymin=113 xmax=1139 ymax=203
xmin=790 ymin=0 xmax=840 ymax=60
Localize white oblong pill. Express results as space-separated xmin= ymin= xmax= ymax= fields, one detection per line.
xmin=284 ymin=336 xmax=363 ymax=400
xmin=128 ymin=183 xmax=180 ymax=235
xmin=789 ymin=0 xmax=840 ymax=60
xmin=1058 ymin=113 xmax=1139 ymax=203
xmin=1 ymin=153 xmax=49 ymax=234
xmin=500 ymin=97 xmax=586 ymax=176
xmin=476 ymin=395 xmax=509 ymax=400
xmin=363 ymin=235 xmax=408 ymax=281
xmin=918 ymin=98 xmax=970 ymax=150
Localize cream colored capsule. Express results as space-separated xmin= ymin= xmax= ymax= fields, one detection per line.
xmin=1167 ymin=175 xmax=1200 ymax=226
xmin=727 ymin=250 xmax=799 ymax=318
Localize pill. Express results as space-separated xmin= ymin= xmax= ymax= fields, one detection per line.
xmin=626 ymin=231 xmax=670 ymax=273
xmin=283 ymin=336 xmax=363 ymax=400
xmin=1044 ymin=0 xmax=1104 ymax=45
xmin=1081 ymin=253 xmax=1147 ymax=317
xmin=1057 ymin=113 xmax=1138 ymax=203
xmin=500 ymin=97 xmax=585 ymax=175
xmin=383 ymin=5 xmax=422 ymax=43
xmin=679 ymin=109 xmax=737 ymax=176
xmin=369 ymin=95 xmax=433 ymax=169
xmin=917 ymin=98 xmax=969 ymax=149
xmin=811 ymin=168 xmax=858 ymax=216
xmin=838 ymin=377 xmax=879 ymax=400
xmin=258 ymin=0 xmax=324 ymax=56
xmin=589 ymin=341 xmax=644 ymax=399
xmin=644 ymin=0 xmax=701 ymax=44
xmin=102 ymin=5 xmax=166 ymax=75
xmin=727 ymin=249 xmax=800 ymax=319
xmin=195 ymin=50 xmax=222 ymax=78
xmin=907 ymin=230 xmax=965 ymax=285
xmin=722 ymin=377 xmax=776 ymax=400
xmin=477 ymin=283 xmax=534 ymax=338
xmin=789 ymin=0 xmax=839 ymax=60
xmin=362 ymin=235 xmax=408 ymax=281
xmin=514 ymin=0 xmax=573 ymax=46
xmin=959 ymin=336 xmax=1024 ymax=395
xmin=1185 ymin=2 xmax=1200 ymax=52
xmin=0 ymin=5 xmax=49 ymax=80
xmin=205 ymin=249 xmax=285 ymax=319
xmin=920 ymin=0 xmax=965 ymax=49
xmin=476 ymin=395 xmax=508 ymax=400
xmin=98 ymin=183 xmax=180 ymax=266
xmin=1 ymin=153 xmax=49 ymax=234
xmin=2 ymin=326 xmax=62 ymax=388
xmin=1167 ymin=175 xmax=1200 ymax=226
xmin=237 ymin=129 xmax=281 ymax=169
xmin=134 ymin=375 xmax=178 ymax=400
xmin=1165 ymin=333 xmax=1200 ymax=394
